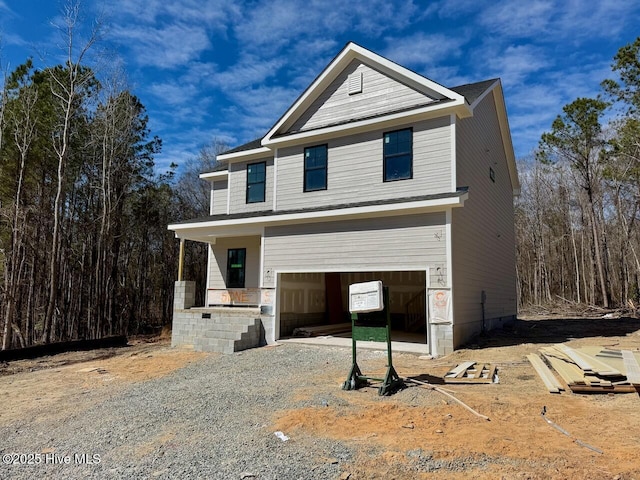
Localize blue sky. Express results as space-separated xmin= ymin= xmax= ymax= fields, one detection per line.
xmin=1 ymin=0 xmax=639 ymax=172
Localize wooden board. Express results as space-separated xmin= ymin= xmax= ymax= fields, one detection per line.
xmin=622 ymin=350 xmax=640 ymax=385
xmin=555 ymin=344 xmax=594 ymax=371
xmin=542 ymin=353 xmax=587 ymax=385
xmin=527 ymin=354 xmax=564 ymax=393
xmin=569 ymin=384 xmax=640 ymax=394
xmin=549 ymin=345 xmax=622 ymax=376
xmin=445 ymin=361 xmax=476 ymax=378
xmin=291 ymin=323 xmax=352 ymax=337
xmin=444 ymin=362 xmax=496 ymax=384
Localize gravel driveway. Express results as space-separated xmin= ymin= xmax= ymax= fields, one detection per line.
xmin=1 ymin=343 xmax=375 ymax=480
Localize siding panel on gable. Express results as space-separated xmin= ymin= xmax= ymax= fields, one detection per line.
xmin=228 ymin=158 xmax=274 ymax=214
xmin=262 ymin=213 xmax=447 ymax=288
xmin=452 ymin=90 xmax=517 ymax=346
xmin=276 ymin=117 xmax=452 ymax=211
xmin=287 ymin=60 xmax=435 ymax=133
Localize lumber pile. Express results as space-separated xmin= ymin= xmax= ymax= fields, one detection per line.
xmin=528 ymin=344 xmax=640 ymax=394
xmin=291 ymin=323 xmax=352 ymax=337
xmin=443 ymin=361 xmax=497 ymax=384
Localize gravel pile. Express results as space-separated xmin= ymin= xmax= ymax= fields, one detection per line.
xmin=0 ymin=343 xmax=377 ymax=480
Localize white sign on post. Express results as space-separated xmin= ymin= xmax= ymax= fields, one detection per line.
xmin=349 ymin=281 xmax=384 ymax=313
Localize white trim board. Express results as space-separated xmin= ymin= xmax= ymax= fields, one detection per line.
xmin=170 ymin=193 xmax=468 ymax=241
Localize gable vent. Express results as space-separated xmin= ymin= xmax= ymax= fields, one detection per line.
xmin=348 ymin=72 xmax=363 ymax=95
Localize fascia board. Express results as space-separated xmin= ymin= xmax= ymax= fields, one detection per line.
xmin=263 ymin=42 xmax=468 ymax=145
xmin=263 ymin=100 xmax=470 ymax=148
xmin=348 ymin=43 xmax=466 ymax=102
xmin=216 ymin=146 xmax=273 ymax=162
xmin=169 ymin=193 xmax=468 ymax=240
xmin=490 ymin=81 xmax=521 ymax=195
xmin=199 ymin=170 xmax=229 ymax=180
xmin=263 ymin=45 xmax=355 ymax=143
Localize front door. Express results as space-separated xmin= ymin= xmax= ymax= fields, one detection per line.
xmin=227 ymin=248 xmax=246 ymax=288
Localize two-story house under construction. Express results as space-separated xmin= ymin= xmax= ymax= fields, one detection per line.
xmin=168 ymin=42 xmax=519 ymax=356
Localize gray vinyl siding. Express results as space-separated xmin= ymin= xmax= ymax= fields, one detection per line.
xmin=262 ymin=213 xmax=447 ymax=288
xmin=228 ymin=158 xmax=274 ymax=214
xmin=451 ymin=90 xmax=517 ymax=347
xmin=207 ymin=236 xmax=261 ymax=289
xmin=288 ymin=60 xmax=434 ymax=133
xmin=211 ymin=179 xmax=228 ymax=215
xmin=276 ymin=117 xmax=452 ymax=211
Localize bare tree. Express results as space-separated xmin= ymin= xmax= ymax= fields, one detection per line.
xmin=42 ymin=1 xmax=101 ymax=343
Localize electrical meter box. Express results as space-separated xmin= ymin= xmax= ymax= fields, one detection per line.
xmin=349 ymin=281 xmax=384 ymax=313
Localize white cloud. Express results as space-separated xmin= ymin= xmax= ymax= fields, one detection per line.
xmin=107 ymin=0 xmax=238 ymax=29
xmin=477 ymin=0 xmax=640 ymax=45
xmin=421 ymin=0 xmax=485 ymax=19
xmin=209 ymin=55 xmax=286 ymax=91
xmin=223 ymin=84 xmax=302 ymax=136
xmin=232 ymin=0 xmax=421 ymax=56
xmin=148 ymin=81 xmax=199 ymax=106
xmin=478 ymin=1 xmax=554 ymax=38
xmin=485 ymin=44 xmax=548 ymax=86
xmin=552 ymin=0 xmax=639 ymax=42
xmin=110 ymin=23 xmax=211 ymax=69
xmin=382 ymin=32 xmax=469 ymax=72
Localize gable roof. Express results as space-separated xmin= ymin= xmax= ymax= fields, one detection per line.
xmin=451 ymin=78 xmax=500 ymax=105
xmin=212 ymin=77 xmax=500 ymax=166
xmin=261 ymin=42 xmax=471 ymax=147
xmin=210 ymin=44 xmax=517 ymax=194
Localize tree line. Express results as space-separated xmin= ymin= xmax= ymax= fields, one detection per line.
xmin=516 ymin=37 xmax=640 ymax=310
xmin=0 ymin=4 xmax=219 ymax=350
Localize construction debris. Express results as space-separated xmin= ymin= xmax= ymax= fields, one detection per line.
xmin=291 ymin=323 xmax=351 ymax=337
xmin=274 ymin=431 xmax=289 ymax=442
xmin=405 ymin=377 xmax=491 ymax=421
xmin=529 ymin=344 xmax=640 ymax=394
xmin=540 ymin=406 xmax=603 ymax=454
xmin=527 ymin=354 xmax=564 ymax=393
xmin=443 ymin=361 xmax=497 ymax=384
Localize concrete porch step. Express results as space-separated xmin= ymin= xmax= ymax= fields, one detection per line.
xmin=175 ymin=313 xmax=264 ymax=354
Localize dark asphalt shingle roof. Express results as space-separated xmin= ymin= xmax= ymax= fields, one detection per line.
xmin=221 ymin=138 xmax=264 ymax=155
xmin=171 ymin=187 xmax=468 ymax=226
xmin=451 ymin=79 xmax=498 ymax=105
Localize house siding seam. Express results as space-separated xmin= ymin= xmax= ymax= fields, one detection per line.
xmin=288 ymin=59 xmax=435 ymax=133
xmin=211 ymin=179 xmax=228 ymax=215
xmin=207 ymin=236 xmax=262 ymax=290
xmin=262 ymin=213 xmax=447 ymax=289
xmin=275 ymin=117 xmax=452 ymax=212
xmin=451 ymin=89 xmax=517 ymax=348
xmin=228 ymin=158 xmax=274 ymax=214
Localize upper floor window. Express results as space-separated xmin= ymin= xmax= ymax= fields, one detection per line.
xmin=304 ymin=144 xmax=328 ymax=192
xmin=246 ymin=161 xmax=266 ymax=203
xmin=383 ymin=128 xmax=412 ymax=182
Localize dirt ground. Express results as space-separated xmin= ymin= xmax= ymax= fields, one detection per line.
xmin=2 ymin=311 xmax=640 ymax=479
xmin=0 ymin=336 xmax=209 ymax=425
xmin=275 ymin=310 xmax=640 ymax=479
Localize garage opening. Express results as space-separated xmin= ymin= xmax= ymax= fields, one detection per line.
xmin=278 ymin=271 xmax=427 ymax=346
